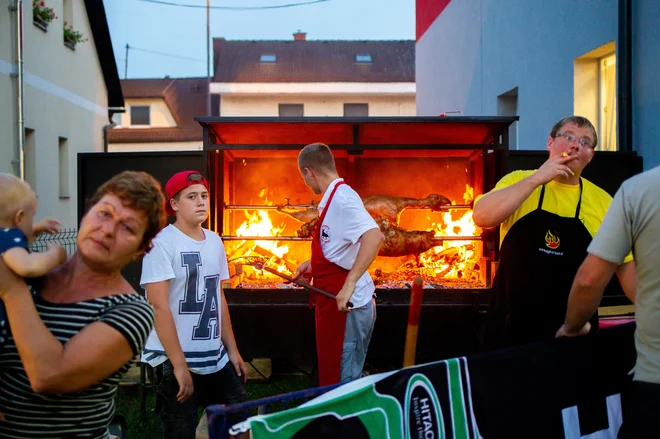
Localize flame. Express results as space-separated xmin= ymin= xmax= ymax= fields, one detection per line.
xmin=236 ymin=210 xmax=289 ymax=258
xmin=545 ymin=230 xmax=560 ymax=249
xmin=416 ymin=185 xmax=479 ymax=280
xmin=229 ymin=193 xmax=293 ymax=279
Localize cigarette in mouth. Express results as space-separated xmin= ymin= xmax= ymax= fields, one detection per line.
xmin=562 ymin=152 xmax=568 ymax=157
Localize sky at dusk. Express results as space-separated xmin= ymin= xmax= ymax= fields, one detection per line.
xmin=104 ymin=0 xmax=415 ymax=79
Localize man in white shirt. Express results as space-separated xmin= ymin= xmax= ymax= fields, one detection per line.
xmin=294 ymin=142 xmax=384 ymax=386
xmin=140 ymin=171 xmax=247 ymax=439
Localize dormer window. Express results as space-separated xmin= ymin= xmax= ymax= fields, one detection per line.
xmin=130 ymin=106 xmax=150 ymax=126
xmin=356 ymin=53 xmax=373 ymax=63
xmin=260 ymin=54 xmax=277 ymax=63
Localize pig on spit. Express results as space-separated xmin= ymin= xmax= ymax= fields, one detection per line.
xmin=293 ymin=217 xmax=441 ymax=257
xmin=277 ymin=193 xmax=452 ymax=226
xmin=277 ymin=193 xmax=452 ymax=257
xmin=374 ymin=218 xmax=440 ymax=257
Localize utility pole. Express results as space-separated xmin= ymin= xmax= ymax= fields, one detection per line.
xmin=206 ymin=0 xmax=211 ymax=116
xmin=124 ymin=43 xmax=129 ymax=79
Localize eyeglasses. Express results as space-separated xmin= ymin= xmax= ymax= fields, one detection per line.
xmin=555 ymin=132 xmax=594 ymax=149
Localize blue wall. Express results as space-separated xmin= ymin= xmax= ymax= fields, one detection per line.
xmin=632 ymin=0 xmax=660 ymax=169
xmin=417 ymin=0 xmax=658 ymax=170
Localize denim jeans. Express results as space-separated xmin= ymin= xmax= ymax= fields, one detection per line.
xmin=340 ymin=298 xmax=376 ymax=383
xmin=151 ymin=360 xmax=247 ymax=439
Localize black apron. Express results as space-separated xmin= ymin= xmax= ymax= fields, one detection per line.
xmin=485 ymin=179 xmax=618 ymax=348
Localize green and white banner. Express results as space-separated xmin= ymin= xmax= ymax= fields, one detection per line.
xmin=226 ymin=323 xmax=636 ymax=439
xmin=230 ymin=357 xmax=481 ymax=439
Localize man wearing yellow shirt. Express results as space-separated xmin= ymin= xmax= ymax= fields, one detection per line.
xmin=474 ymin=116 xmax=636 ymax=348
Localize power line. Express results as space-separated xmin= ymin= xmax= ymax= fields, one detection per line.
xmin=129 ymin=45 xmax=206 ymax=63
xmin=136 ymin=0 xmax=329 ymax=10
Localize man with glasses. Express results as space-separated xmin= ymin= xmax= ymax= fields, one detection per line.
xmin=474 ymin=116 xmax=635 ymax=348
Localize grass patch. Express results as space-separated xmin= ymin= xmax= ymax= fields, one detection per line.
xmin=116 ymin=375 xmax=311 ymax=438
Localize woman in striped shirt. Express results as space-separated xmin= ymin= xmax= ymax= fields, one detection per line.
xmin=0 ymin=171 xmax=166 ymax=438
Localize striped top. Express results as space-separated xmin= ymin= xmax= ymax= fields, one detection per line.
xmin=0 ymin=282 xmax=155 ymax=439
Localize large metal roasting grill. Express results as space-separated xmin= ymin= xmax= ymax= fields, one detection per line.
xmin=196 ymin=117 xmax=515 ymax=292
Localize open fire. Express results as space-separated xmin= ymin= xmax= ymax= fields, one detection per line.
xmin=223 ymin=185 xmax=483 ymax=289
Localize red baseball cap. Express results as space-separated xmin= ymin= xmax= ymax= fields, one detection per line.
xmin=164 ymin=170 xmax=209 ymax=216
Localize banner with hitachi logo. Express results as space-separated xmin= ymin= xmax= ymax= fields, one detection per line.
xmin=227 ymin=323 xmax=636 ymax=439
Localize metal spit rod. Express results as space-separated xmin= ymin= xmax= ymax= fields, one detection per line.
xmin=221 ymin=235 xmax=482 ymax=241
xmin=224 ymin=204 xmax=474 ymax=211
xmin=225 ymin=204 xmax=315 ymax=210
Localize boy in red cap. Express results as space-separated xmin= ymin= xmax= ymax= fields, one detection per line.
xmin=140 ymin=171 xmax=247 ymax=438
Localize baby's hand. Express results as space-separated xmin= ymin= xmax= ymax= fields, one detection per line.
xmin=46 ymin=244 xmax=67 ymax=265
xmin=34 ymin=218 xmax=61 ymax=236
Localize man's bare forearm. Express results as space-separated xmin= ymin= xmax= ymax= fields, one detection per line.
xmin=346 ymin=228 xmax=384 ymax=285
xmin=564 ymin=255 xmax=615 ymax=332
xmin=473 ymin=176 xmax=541 ymax=228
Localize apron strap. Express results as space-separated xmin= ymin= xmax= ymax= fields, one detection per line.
xmin=537 ymin=185 xmax=546 ymax=210
xmin=575 ymin=178 xmax=584 ymax=219
xmin=316 ymin=181 xmax=346 ymax=239
xmin=537 ymin=178 xmax=584 ymax=219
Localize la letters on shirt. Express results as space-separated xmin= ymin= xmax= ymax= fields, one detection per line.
xmin=317 ymin=179 xmax=379 ymax=309
xmin=140 ymin=224 xmax=230 ymax=374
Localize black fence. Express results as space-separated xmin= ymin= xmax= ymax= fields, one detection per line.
xmin=30 ymin=228 xmax=78 ymax=256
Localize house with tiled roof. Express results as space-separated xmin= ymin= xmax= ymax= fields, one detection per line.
xmin=108 ymin=77 xmax=207 ymax=152
xmin=109 ymin=32 xmax=415 ymax=152
xmin=213 ymin=32 xmax=415 ymax=117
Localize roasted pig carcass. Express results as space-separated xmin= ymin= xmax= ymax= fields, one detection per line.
xmin=297 ymin=217 xmax=318 ymax=239
xmin=362 ymin=194 xmax=451 ymax=225
xmin=277 ymin=206 xmax=319 ymax=223
xmin=278 ymin=193 xmax=452 ymax=226
xmin=296 ymin=217 xmax=442 ymax=257
xmin=375 ymin=218 xmax=441 ymax=257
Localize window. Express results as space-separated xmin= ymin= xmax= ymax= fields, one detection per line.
xmin=130 ymin=106 xmax=150 ymax=126
xmin=355 ymin=53 xmax=373 ymax=63
xmin=574 ymin=42 xmax=616 ymax=151
xmin=599 ymin=53 xmax=617 ymax=151
xmin=63 ymin=0 xmax=73 ymax=27
xmin=279 ymin=104 xmax=304 ymax=117
xmin=24 ymin=129 xmax=36 ymax=193
xmin=58 ymin=137 xmax=69 ymax=198
xmin=343 ymin=103 xmax=369 ymax=117
xmin=260 ymin=54 xmax=277 ymax=63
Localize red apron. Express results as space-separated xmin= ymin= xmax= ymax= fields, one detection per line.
xmin=311 ymin=181 xmax=349 ymax=386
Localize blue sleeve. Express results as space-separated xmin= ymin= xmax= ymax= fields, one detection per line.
xmin=0 ymin=228 xmax=29 ymax=254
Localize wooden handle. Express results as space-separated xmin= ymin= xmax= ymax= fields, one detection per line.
xmin=403 ymin=276 xmax=424 ymax=368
